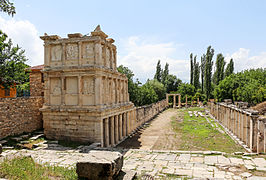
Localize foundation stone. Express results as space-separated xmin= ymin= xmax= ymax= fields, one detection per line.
xmin=76 ymin=150 xmax=123 ymax=180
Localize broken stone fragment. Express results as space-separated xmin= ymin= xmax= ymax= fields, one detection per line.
xmin=76 ymin=150 xmax=123 ymax=180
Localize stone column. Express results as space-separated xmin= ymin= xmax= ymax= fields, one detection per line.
xmin=185 ymin=95 xmax=187 ymax=107
xmin=197 ymin=97 xmax=199 ymax=106
xmin=114 ymin=115 xmax=119 ymax=144
xmin=257 ymin=117 xmax=266 ymax=153
xmin=125 ymin=112 xmax=129 ymax=136
xmin=62 ymin=43 xmax=66 ymax=66
xmin=173 ymin=95 xmax=176 ymax=108
xmin=104 ymin=118 xmax=109 ymax=147
xmin=119 ymin=114 xmax=123 ymax=140
xmin=246 ymin=115 xmax=251 ymax=148
xmin=110 ymin=116 xmax=115 ymax=146
xmin=122 ymin=113 xmax=126 ymax=137
xmin=61 ymin=77 xmax=65 ymax=105
xmin=243 ymin=113 xmax=247 ymax=144
xmin=250 ymin=111 xmax=259 ymax=152
xmin=178 ymin=95 xmax=181 ymax=108
xmin=166 ymin=94 xmax=169 ymax=105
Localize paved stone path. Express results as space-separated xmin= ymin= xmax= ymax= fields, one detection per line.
xmin=1 ymin=143 xmax=266 ymax=179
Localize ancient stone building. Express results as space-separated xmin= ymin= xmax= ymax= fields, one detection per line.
xmin=40 ymin=26 xmax=136 ymax=147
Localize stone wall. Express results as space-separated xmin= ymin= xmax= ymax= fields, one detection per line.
xmin=30 ymin=71 xmax=44 ymax=96
xmin=0 ymin=97 xmax=44 ymax=139
xmin=136 ymin=99 xmax=168 ymax=127
xmin=208 ymin=102 xmax=266 ymax=153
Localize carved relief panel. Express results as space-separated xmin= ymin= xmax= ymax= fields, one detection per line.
xmin=65 ymin=76 xmax=78 ymax=105
xmin=66 ymin=44 xmax=78 ymax=60
xmin=82 ymin=76 xmax=95 ymax=105
xmin=51 ymin=45 xmax=62 ymax=62
xmin=82 ymin=43 xmax=95 ymax=65
xmin=50 ymin=77 xmax=61 ymax=105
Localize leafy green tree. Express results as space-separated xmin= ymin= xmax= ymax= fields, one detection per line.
xmin=204 ymin=46 xmax=214 ymax=100
xmin=0 ymin=0 xmax=16 ymax=16
xmin=162 ymin=62 xmax=169 ymax=85
xmin=177 ymin=83 xmax=195 ymax=102
xmin=139 ymin=83 xmax=158 ymax=105
xmin=154 ymin=60 xmax=162 ymax=82
xmin=190 ymin=53 xmax=194 ymax=85
xmin=164 ymin=74 xmax=182 ymax=93
xmin=146 ymin=79 xmax=166 ymax=101
xmin=225 ymin=58 xmax=234 ymax=77
xmin=193 ymin=56 xmax=200 ymax=90
xmin=0 ymin=30 xmax=29 ymax=89
xmin=200 ymin=54 xmax=206 ymax=92
xmin=213 ymin=53 xmax=226 ymax=85
xmin=214 ymin=68 xmax=266 ymax=104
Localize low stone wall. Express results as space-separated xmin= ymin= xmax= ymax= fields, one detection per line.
xmin=136 ymin=99 xmax=168 ymax=127
xmin=0 ymin=97 xmax=44 ymax=139
xmin=208 ymin=102 xmax=266 ymax=153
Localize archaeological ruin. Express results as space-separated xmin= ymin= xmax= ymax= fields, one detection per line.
xmin=38 ymin=26 xmax=168 ymax=147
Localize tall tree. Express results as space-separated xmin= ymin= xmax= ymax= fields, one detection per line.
xmin=190 ymin=53 xmax=194 ymax=84
xmin=193 ymin=56 xmax=200 ymax=90
xmin=200 ymin=54 xmax=206 ymax=92
xmin=154 ymin=60 xmax=162 ymax=82
xmin=0 ymin=0 xmax=16 ymax=16
xmin=162 ymin=62 xmax=169 ymax=85
xmin=204 ymin=46 xmax=214 ymax=99
xmin=0 ymin=30 xmax=29 ymax=89
xmin=225 ymin=58 xmax=234 ymax=77
xmin=213 ymin=53 xmax=226 ymax=85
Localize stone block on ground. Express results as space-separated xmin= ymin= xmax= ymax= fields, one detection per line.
xmin=76 ymin=150 xmax=123 ymax=180
xmin=116 ymin=170 xmax=136 ymax=180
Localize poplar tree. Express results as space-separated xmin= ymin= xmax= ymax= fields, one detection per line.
xmin=200 ymin=54 xmax=206 ymax=92
xmin=204 ymin=46 xmax=214 ymax=100
xmin=162 ymin=62 xmax=169 ymax=85
xmin=154 ymin=60 xmax=162 ymax=82
xmin=225 ymin=58 xmax=234 ymax=77
xmin=193 ymin=59 xmax=200 ymax=90
xmin=190 ymin=53 xmax=194 ymax=85
xmin=213 ymin=53 xmax=226 ymax=85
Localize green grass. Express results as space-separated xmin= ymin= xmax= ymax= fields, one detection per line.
xmin=171 ymin=107 xmax=245 ymax=153
xmin=0 ymin=156 xmax=77 ymax=180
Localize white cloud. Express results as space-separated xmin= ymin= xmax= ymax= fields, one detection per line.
xmin=225 ymin=48 xmax=266 ymax=72
xmin=117 ymin=36 xmax=189 ymax=83
xmin=0 ymin=17 xmax=43 ymax=66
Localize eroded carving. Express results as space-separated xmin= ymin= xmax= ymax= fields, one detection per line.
xmin=66 ymin=44 xmax=78 ymax=60
xmin=83 ymin=77 xmax=95 ymax=94
xmin=51 ymin=45 xmax=62 ymax=61
xmin=83 ymin=43 xmax=94 ymax=59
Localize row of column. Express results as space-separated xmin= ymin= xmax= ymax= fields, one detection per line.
xmin=166 ymin=94 xmax=181 ymax=108
xmin=102 ymin=76 xmax=129 ymax=105
xmin=102 ymin=110 xmax=136 ymax=147
xmin=210 ymin=102 xmax=266 ymax=153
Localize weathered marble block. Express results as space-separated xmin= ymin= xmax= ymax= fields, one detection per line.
xmin=76 ymin=150 xmax=123 ymax=180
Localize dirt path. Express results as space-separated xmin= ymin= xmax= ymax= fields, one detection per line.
xmin=117 ymin=109 xmax=182 ymax=150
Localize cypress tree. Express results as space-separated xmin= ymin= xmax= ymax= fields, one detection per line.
xmin=190 ymin=53 xmax=194 ymax=85
xmin=213 ymin=53 xmax=226 ymax=85
xmin=204 ymin=46 xmax=214 ymax=100
xmin=225 ymin=58 xmax=234 ymax=77
xmin=200 ymin=54 xmax=206 ymax=92
xmin=162 ymin=62 xmax=169 ymax=85
xmin=154 ymin=60 xmax=162 ymax=82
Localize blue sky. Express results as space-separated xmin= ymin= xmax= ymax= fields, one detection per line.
xmin=0 ymin=0 xmax=266 ymax=82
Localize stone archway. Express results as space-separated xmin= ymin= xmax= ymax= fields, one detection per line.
xmin=166 ymin=93 xmax=181 ymax=108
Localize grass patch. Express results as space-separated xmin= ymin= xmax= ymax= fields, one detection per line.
xmin=171 ymin=107 xmax=245 ymax=153
xmin=0 ymin=156 xmax=77 ymax=180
